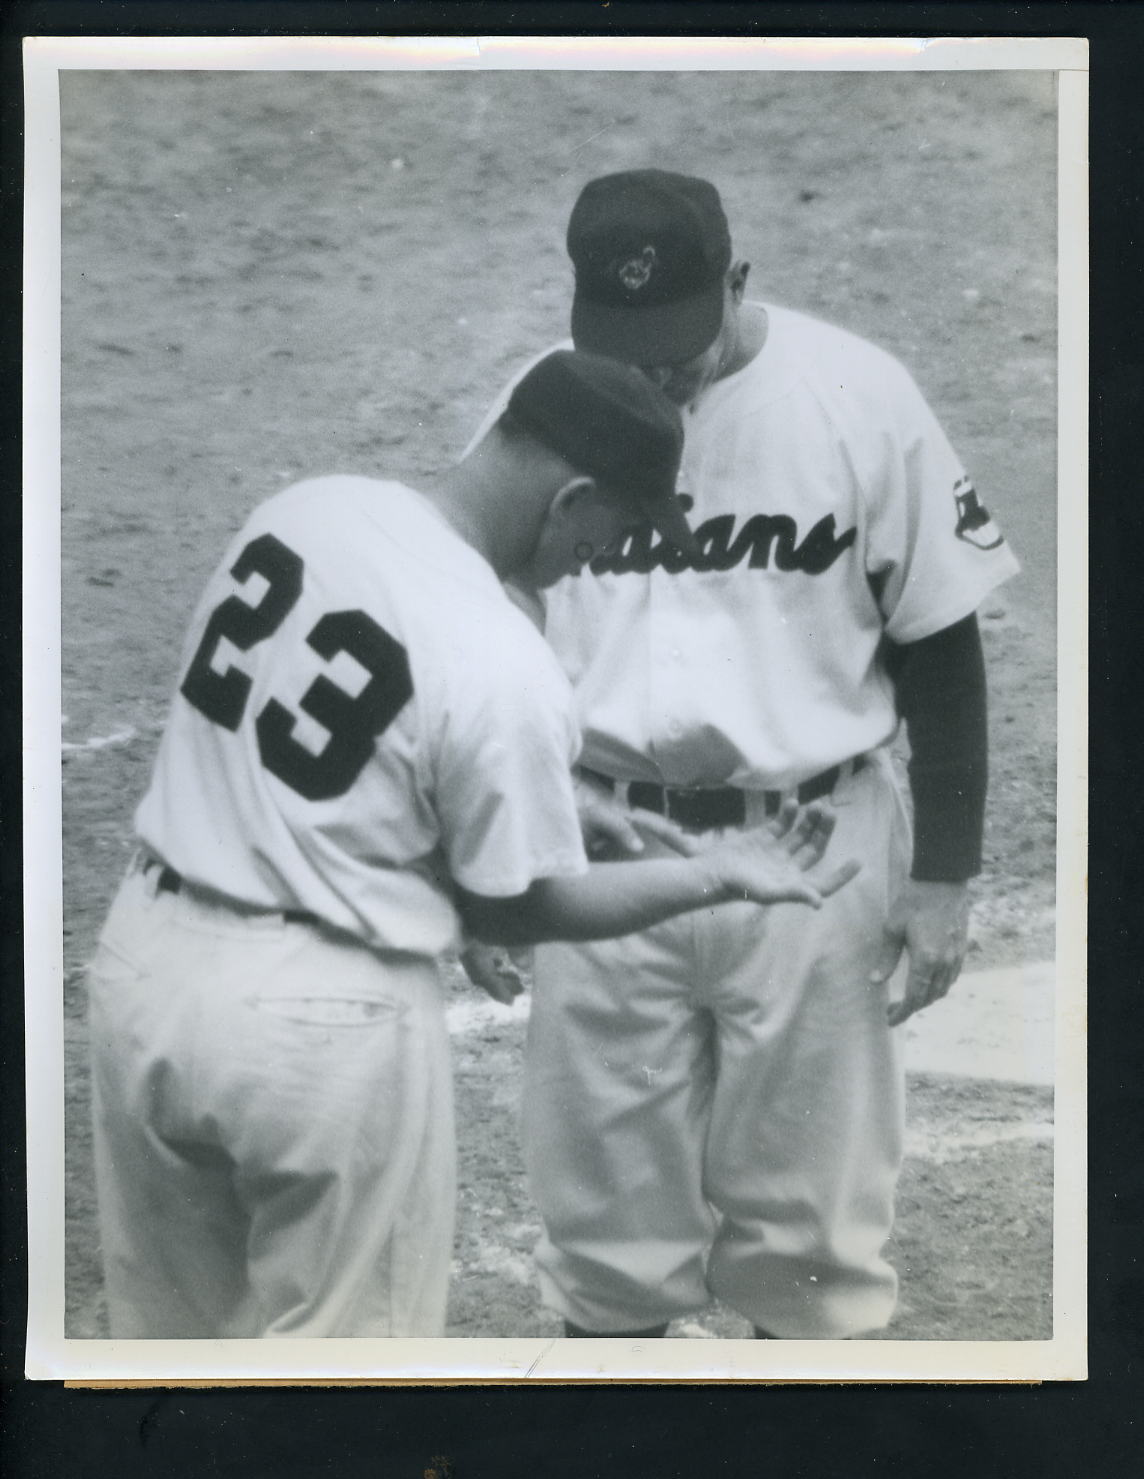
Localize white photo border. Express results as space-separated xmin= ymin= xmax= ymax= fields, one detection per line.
xmin=24 ymin=33 xmax=1088 ymax=1383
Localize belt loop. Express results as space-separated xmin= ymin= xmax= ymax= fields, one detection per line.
xmin=137 ymin=852 xmax=163 ymax=899
xmin=826 ymin=754 xmax=869 ymax=804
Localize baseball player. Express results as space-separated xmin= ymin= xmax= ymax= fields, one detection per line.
xmin=86 ymin=349 xmax=858 ymax=1340
xmin=467 ymin=170 xmax=1021 ymax=1338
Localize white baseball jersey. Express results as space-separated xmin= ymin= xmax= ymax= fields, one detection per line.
xmin=502 ymin=305 xmax=1019 ymax=1338
xmin=470 ymin=305 xmax=1019 ymax=790
xmin=135 ymin=475 xmax=588 ymax=956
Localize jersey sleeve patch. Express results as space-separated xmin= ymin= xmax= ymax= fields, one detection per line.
xmin=953 ymin=476 xmax=1006 ymax=551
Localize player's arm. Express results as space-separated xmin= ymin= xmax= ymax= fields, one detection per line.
xmin=457 ymin=802 xmax=860 ymax=946
xmin=871 ymin=613 xmax=986 ymax=1025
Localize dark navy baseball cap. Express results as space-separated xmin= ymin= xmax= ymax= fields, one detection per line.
xmin=507 ymin=349 xmax=697 ymax=556
xmin=567 ymin=170 xmax=733 ymax=367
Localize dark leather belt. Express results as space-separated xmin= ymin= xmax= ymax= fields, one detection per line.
xmin=147 ymin=859 xmax=319 ymax=928
xmin=580 ymin=758 xmax=865 ymax=832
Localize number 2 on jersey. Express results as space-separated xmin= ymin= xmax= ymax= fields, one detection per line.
xmin=180 ymin=532 xmax=413 ymax=801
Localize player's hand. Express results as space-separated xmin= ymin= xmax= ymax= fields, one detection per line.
xmin=574 ymin=774 xmax=700 ymax=860
xmin=706 ymin=802 xmax=861 ymax=908
xmin=871 ymin=879 xmax=971 ymax=1027
xmin=459 ymin=941 xmax=531 ymax=1004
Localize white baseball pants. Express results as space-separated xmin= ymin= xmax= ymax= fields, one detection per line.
xmin=88 ymin=863 xmax=455 ymax=1338
xmin=524 ymin=751 xmax=911 ymax=1338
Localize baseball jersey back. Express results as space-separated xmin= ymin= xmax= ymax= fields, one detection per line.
xmin=135 ymin=476 xmax=588 ymax=954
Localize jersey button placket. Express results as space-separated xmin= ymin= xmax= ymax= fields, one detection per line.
xmin=648 ymin=578 xmax=690 ymax=770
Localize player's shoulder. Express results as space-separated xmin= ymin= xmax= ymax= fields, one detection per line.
xmin=237 ymin=474 xmax=393 ymax=546
xmin=254 ymin=474 xmax=392 ymax=521
xmin=765 ymin=302 xmax=911 ymax=384
xmin=760 ymin=303 xmax=935 ymax=439
xmin=256 ymin=475 xmax=458 ymax=553
xmin=236 ymin=476 xmax=490 ymax=619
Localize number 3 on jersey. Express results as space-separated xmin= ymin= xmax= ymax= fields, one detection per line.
xmin=180 ymin=532 xmax=413 ymax=801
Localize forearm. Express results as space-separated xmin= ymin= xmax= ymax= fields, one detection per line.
xmin=532 ymin=858 xmax=737 ymax=941
xmin=891 ymin=613 xmax=988 ymax=882
xmin=457 ymin=805 xmax=853 ymax=945
xmin=462 ymin=857 xmax=726 ymax=946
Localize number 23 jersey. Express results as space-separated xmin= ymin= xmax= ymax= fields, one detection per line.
xmin=135 ymin=476 xmax=588 ymax=955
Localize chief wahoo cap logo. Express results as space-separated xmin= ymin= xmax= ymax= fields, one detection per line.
xmin=616 ymin=245 xmax=658 ymax=291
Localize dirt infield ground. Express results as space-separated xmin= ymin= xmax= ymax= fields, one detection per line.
xmin=57 ymin=68 xmax=1058 ymax=1340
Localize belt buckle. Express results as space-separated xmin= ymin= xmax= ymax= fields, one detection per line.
xmin=666 ymin=783 xmax=708 ymax=804
xmin=666 ymin=782 xmax=742 ymax=832
xmin=663 ymin=784 xmax=714 ymax=824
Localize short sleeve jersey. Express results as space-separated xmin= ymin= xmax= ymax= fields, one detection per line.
xmin=135 ymin=476 xmax=588 ymax=955
xmin=478 ymin=306 xmax=1019 ymax=790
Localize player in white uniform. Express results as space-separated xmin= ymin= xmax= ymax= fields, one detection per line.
xmin=87 ymin=349 xmax=859 ymax=1339
xmin=470 ymin=171 xmax=1021 ymax=1338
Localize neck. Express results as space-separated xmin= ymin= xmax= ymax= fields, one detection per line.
xmin=419 ymin=460 xmax=540 ymax=581
xmin=717 ymin=302 xmax=768 ymax=382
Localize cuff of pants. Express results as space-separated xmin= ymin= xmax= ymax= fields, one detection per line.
xmin=707 ymin=1250 xmax=899 ymax=1339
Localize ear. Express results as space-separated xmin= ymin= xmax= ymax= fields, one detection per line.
xmin=546 ymin=475 xmax=598 ymax=523
xmin=728 ymin=260 xmax=751 ymax=302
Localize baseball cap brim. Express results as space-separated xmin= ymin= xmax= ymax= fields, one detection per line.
xmin=572 ymin=282 xmax=725 ymax=368
xmin=632 ymin=489 xmax=701 ymax=560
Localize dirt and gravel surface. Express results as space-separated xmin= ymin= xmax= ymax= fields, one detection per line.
xmin=57 ymin=68 xmax=1059 ymax=1341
